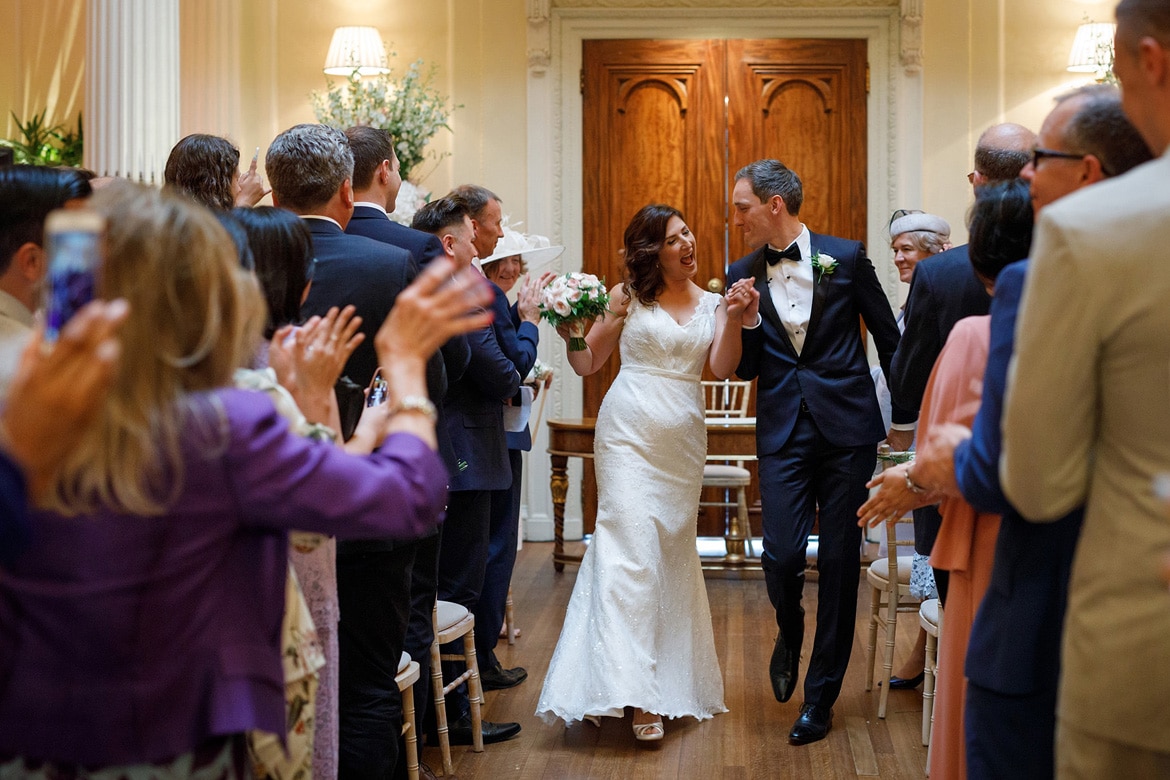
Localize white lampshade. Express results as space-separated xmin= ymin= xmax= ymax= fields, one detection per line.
xmin=323 ymin=26 xmax=390 ymax=77
xmin=1068 ymin=22 xmax=1116 ymax=73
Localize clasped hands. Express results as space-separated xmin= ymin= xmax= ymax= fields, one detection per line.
xmin=724 ymin=278 xmax=760 ymax=323
xmin=857 ymin=422 xmax=972 ymax=528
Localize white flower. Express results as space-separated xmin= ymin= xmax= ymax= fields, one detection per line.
xmin=552 ymin=298 xmax=572 ymax=317
xmin=810 ymin=252 xmax=839 ymax=279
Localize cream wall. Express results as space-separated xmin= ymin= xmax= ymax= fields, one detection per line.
xmin=0 ymin=0 xmax=86 ymax=143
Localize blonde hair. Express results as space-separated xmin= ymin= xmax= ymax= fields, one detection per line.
xmin=47 ymin=181 xmax=262 ymax=516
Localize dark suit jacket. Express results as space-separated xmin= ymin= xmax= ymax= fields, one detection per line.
xmin=954 ymin=260 xmax=1083 ymax=696
xmin=300 ymin=218 xmax=445 ymax=552
xmin=343 ymin=206 xmax=472 ymax=470
xmin=346 ymin=205 xmax=445 ymax=266
xmin=441 ymin=314 xmax=521 ymax=493
xmin=488 ymin=287 xmax=538 ymax=452
xmin=889 ymin=244 xmax=991 ymax=422
xmin=728 ymin=232 xmax=901 ymax=454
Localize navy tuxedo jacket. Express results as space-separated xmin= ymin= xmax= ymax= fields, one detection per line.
xmin=954 ymin=260 xmax=1083 ymax=695
xmin=346 ymin=205 xmax=445 ymax=266
xmin=487 ymin=285 xmax=539 ymax=451
xmin=889 ymin=244 xmax=991 ymax=421
xmin=728 ymin=232 xmax=901 ymax=454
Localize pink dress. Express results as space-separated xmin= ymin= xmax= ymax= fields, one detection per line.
xmin=919 ymin=316 xmax=1000 ymax=780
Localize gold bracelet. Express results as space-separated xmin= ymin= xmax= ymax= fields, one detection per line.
xmin=387 ymin=395 xmax=437 ymax=423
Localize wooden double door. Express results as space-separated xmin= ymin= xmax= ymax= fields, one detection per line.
xmin=580 ymin=37 xmax=868 ymax=535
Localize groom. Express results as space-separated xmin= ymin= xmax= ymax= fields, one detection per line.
xmin=727 ymin=159 xmax=901 ymax=744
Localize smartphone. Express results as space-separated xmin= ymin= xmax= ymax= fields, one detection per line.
xmin=43 ymin=208 xmax=105 ymax=342
xmin=367 ymin=375 xmax=388 ymax=407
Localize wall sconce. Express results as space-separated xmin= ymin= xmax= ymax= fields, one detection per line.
xmin=323 ymin=26 xmax=391 ymax=78
xmin=1067 ymin=22 xmax=1116 ymax=80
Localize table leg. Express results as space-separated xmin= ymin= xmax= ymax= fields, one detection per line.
xmin=550 ymin=453 xmax=568 ymax=572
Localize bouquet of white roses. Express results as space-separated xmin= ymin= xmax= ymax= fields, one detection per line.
xmin=539 ymin=272 xmax=610 ymax=351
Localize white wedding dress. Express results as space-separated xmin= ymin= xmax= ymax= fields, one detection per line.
xmin=536 ymin=291 xmax=728 ymax=725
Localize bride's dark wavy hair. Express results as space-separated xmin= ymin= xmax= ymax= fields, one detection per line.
xmin=622 ymin=203 xmax=684 ymax=306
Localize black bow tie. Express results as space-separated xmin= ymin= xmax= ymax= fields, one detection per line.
xmin=765 ymin=244 xmax=802 ymax=266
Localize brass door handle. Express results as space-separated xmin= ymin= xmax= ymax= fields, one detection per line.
xmin=707 ymin=278 xmax=725 ymax=293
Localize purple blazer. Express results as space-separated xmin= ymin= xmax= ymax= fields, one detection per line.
xmin=0 ymin=388 xmax=447 ymax=766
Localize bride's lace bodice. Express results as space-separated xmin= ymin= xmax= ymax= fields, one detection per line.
xmin=619 ymin=291 xmax=721 ymax=377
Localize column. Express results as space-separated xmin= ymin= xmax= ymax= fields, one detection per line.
xmin=85 ymin=0 xmax=180 ymax=183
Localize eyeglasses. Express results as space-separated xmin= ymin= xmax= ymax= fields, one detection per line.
xmin=1030 ymin=147 xmax=1086 ymax=167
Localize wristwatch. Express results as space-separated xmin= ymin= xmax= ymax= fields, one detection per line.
xmin=387 ymin=395 xmax=438 ymax=423
xmin=904 ymin=467 xmax=927 ymax=495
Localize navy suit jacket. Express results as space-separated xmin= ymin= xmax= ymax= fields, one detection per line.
xmin=889 ymin=245 xmax=991 ymax=422
xmin=441 ymin=311 xmax=521 ymax=493
xmin=488 ymin=286 xmax=538 ymax=452
xmin=0 ymin=453 xmax=29 ymax=567
xmin=728 ymin=233 xmax=901 ymax=454
xmin=954 ymin=260 xmax=1084 ymax=695
xmin=346 ymin=205 xmax=445 ymax=266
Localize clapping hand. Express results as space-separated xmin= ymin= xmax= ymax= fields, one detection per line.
xmin=269 ymin=306 xmax=364 ymax=427
xmin=857 ymin=463 xmax=936 ymax=528
xmin=517 ymin=271 xmax=557 ymax=324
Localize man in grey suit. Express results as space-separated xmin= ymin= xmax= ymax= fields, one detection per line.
xmin=1002 ymin=1 xmax=1170 ymax=773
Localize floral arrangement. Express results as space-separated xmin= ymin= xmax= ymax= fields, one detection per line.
xmin=310 ymin=52 xmax=457 ymax=180
xmin=389 ymin=180 xmax=430 ymax=227
xmin=539 ymin=272 xmax=610 ymax=351
xmin=526 ymin=358 xmax=554 ymax=385
xmin=810 ymin=251 xmax=838 ymax=281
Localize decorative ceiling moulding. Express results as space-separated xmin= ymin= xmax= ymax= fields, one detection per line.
xmin=900 ymin=0 xmax=923 ymax=73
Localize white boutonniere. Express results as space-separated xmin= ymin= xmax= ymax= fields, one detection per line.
xmin=810 ymin=252 xmax=838 ymax=281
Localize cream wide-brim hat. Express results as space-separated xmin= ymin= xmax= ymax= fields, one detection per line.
xmin=479 ymin=226 xmax=565 ymax=270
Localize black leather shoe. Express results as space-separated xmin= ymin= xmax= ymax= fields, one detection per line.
xmin=884 ymin=671 xmax=925 ymax=690
xmin=447 ymin=714 xmax=521 ymax=745
xmin=788 ymin=703 xmax=833 ymax=745
xmin=769 ymin=636 xmax=800 ymax=703
xmin=479 ymin=663 xmax=528 ymax=691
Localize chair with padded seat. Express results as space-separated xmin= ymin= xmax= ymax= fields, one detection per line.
xmin=865 ymin=514 xmax=920 ymax=718
xmin=698 ymin=379 xmax=755 ymax=560
xmin=395 ymin=650 xmax=422 ymax=780
xmin=430 ymin=600 xmax=484 ymax=776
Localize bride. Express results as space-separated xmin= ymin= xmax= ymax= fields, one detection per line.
xmin=536 ymin=204 xmax=760 ymax=741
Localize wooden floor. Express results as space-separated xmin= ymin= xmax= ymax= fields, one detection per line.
xmin=422 ymin=541 xmax=929 ymax=779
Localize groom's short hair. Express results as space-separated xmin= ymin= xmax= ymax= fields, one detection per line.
xmin=736 ymin=159 xmax=803 ymax=216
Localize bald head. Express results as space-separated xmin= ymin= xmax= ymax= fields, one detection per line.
xmin=972 ymin=122 xmax=1038 ymax=186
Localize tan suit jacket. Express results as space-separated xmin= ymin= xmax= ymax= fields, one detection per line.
xmin=1002 ymin=152 xmax=1170 ymax=753
xmin=0 ymin=289 xmax=33 ymax=398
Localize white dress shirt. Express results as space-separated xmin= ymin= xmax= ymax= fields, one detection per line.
xmin=354 ymin=201 xmax=389 ymax=217
xmin=766 ymin=226 xmax=813 ymax=354
xmin=0 ymin=289 xmax=34 ymax=398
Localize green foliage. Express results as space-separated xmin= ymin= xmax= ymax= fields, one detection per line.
xmin=310 ymin=52 xmax=458 ymax=180
xmin=1 ymin=110 xmax=84 ymax=167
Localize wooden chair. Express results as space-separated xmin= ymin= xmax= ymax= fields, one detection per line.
xmin=699 ymin=380 xmax=755 ymax=559
xmin=430 ymin=600 xmax=485 ymax=776
xmin=865 ymin=515 xmax=920 ymax=718
xmin=396 ymin=651 xmax=422 ymax=780
xmin=919 ymin=598 xmax=942 ymax=748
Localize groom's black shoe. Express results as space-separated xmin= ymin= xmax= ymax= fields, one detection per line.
xmin=769 ymin=635 xmax=800 ymax=703
xmin=788 ymin=703 xmax=833 ymax=745
xmin=448 ymin=714 xmax=521 ymax=745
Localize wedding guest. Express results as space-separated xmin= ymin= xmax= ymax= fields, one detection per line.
xmin=1002 ymin=2 xmax=1170 ymax=770
xmin=909 ymin=84 xmax=1152 ymax=780
xmin=474 ymin=227 xmax=560 ymax=689
xmin=0 ymin=181 xmax=492 ymax=774
xmin=0 ymin=166 xmax=92 ymax=394
xmin=0 ymin=298 xmax=127 ymax=565
xmin=873 ymin=209 xmax=951 ymax=690
xmin=412 ymin=196 xmax=524 ymax=746
xmin=165 ymin=133 xmax=269 ymax=209
xmin=860 ymin=178 xmax=1034 ymax=780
